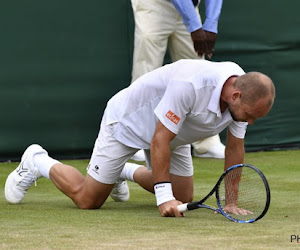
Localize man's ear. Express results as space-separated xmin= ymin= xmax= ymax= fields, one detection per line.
xmin=232 ymin=91 xmax=241 ymax=101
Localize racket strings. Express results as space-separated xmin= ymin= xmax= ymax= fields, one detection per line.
xmin=219 ymin=166 xmax=268 ymax=221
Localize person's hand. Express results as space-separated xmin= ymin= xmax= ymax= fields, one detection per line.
xmin=223 ymin=204 xmax=253 ymax=215
xmin=191 ymin=28 xmax=217 ymax=59
xmin=204 ymin=31 xmax=217 ymax=59
xmin=158 ymin=200 xmax=184 ymax=217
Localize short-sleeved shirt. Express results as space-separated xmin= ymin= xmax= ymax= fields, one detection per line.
xmin=104 ymin=59 xmax=247 ymax=150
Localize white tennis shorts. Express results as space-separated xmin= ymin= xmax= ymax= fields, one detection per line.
xmin=87 ymin=123 xmax=193 ymax=184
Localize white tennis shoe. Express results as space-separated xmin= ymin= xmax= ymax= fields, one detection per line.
xmin=5 ymin=144 xmax=47 ymax=204
xmin=110 ymin=180 xmax=130 ymax=202
xmin=194 ymin=143 xmax=225 ymax=159
xmin=131 ymin=149 xmax=145 ymax=162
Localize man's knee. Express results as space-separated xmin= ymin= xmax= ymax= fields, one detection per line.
xmin=75 ymin=191 xmax=106 ymax=210
xmin=77 ymin=200 xmax=103 ymax=210
xmin=74 ymin=176 xmax=113 ymax=210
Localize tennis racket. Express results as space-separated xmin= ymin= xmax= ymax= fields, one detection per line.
xmin=178 ymin=164 xmax=270 ymax=223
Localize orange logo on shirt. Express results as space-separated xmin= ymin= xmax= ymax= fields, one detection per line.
xmin=166 ymin=110 xmax=180 ymax=125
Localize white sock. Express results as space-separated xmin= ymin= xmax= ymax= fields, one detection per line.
xmin=120 ymin=162 xmax=142 ymax=182
xmin=33 ymin=153 xmax=60 ymax=179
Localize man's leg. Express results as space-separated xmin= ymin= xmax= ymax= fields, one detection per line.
xmin=48 ymin=126 xmax=138 ymax=207
xmin=4 ymin=144 xmax=118 ymax=209
xmin=49 ymin=164 xmax=113 ymax=209
xmin=5 ymin=124 xmax=137 ymax=208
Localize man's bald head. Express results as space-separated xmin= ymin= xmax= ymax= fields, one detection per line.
xmin=235 ymin=72 xmax=275 ymax=109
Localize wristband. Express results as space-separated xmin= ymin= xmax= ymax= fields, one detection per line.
xmin=154 ymin=182 xmax=175 ymax=206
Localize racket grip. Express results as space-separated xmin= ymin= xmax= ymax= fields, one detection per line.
xmin=177 ymin=203 xmax=188 ymax=212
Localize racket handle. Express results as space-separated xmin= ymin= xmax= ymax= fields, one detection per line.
xmin=178 ymin=203 xmax=188 ymax=212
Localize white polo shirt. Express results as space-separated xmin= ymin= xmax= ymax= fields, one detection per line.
xmin=104 ymin=59 xmax=247 ymax=149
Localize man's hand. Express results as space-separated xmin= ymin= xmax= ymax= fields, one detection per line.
xmin=204 ymin=31 xmax=217 ymax=59
xmin=191 ymin=28 xmax=217 ymax=59
xmin=158 ymin=200 xmax=184 ymax=217
xmin=223 ymin=204 xmax=253 ymax=215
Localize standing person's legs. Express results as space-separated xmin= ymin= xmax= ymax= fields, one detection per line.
xmin=130 ymin=0 xmax=177 ymax=82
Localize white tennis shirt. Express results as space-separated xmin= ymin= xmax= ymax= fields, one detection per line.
xmin=104 ymin=59 xmax=247 ymax=149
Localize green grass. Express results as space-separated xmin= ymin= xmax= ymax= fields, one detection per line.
xmin=0 ymin=150 xmax=299 ymax=249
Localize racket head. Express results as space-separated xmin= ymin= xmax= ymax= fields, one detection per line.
xmin=216 ymin=164 xmax=271 ymax=223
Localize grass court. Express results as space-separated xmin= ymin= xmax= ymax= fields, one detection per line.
xmin=0 ymin=150 xmax=299 ymax=249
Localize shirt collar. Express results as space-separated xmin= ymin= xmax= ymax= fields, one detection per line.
xmin=207 ymin=79 xmax=224 ymax=118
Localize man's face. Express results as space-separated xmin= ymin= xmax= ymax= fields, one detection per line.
xmin=228 ymin=97 xmax=271 ymax=125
